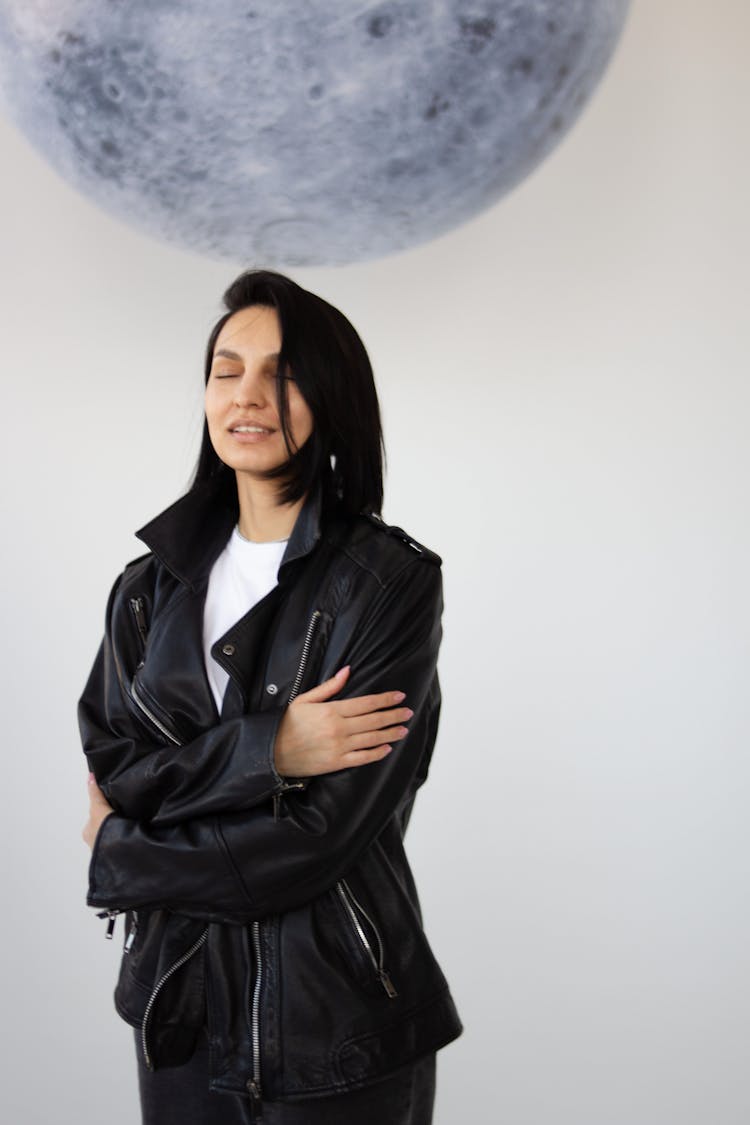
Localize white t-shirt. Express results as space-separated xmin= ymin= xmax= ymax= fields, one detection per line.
xmin=202 ymin=526 xmax=287 ymax=711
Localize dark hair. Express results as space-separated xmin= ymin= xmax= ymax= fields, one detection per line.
xmin=191 ymin=269 xmax=384 ymax=517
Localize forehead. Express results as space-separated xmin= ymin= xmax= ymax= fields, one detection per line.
xmin=214 ymin=304 xmax=280 ymax=354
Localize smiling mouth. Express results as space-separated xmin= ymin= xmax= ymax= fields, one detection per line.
xmin=230 ymin=425 xmax=275 ymax=434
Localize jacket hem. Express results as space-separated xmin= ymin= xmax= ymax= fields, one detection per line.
xmin=207 ymin=986 xmax=463 ymax=1100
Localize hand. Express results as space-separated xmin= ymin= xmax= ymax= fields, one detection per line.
xmin=274 ymin=665 xmax=413 ymax=778
xmin=83 ymin=773 xmax=115 ymax=850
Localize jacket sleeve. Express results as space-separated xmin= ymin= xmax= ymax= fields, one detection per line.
xmin=87 ymin=557 xmax=443 ymax=923
xmin=79 ymin=573 xmax=289 ymax=824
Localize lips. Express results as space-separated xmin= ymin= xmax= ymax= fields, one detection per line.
xmin=228 ymin=417 xmax=276 ymax=435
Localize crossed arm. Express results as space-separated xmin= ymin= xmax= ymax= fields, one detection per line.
xmin=83 ymin=665 xmax=412 ymax=840
xmin=81 ymin=559 xmax=443 ymax=922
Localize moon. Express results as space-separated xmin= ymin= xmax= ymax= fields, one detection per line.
xmin=0 ymin=1 xmax=630 ymax=266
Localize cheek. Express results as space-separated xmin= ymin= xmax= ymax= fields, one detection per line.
xmin=289 ymin=391 xmax=314 ymax=444
xmin=204 ymin=383 xmax=222 ymax=421
xmin=204 ymin=388 xmax=224 ymax=443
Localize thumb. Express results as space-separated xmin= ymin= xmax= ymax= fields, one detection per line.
xmin=295 ymin=665 xmax=350 ymax=704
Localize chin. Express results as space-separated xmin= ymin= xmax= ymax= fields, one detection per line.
xmin=230 ymin=457 xmax=289 ymax=479
xmin=218 ymin=446 xmax=285 ymax=471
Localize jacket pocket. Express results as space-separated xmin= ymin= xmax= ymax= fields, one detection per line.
xmin=139 ymin=926 xmax=208 ymax=1070
xmin=128 ymin=595 xmax=150 ymax=658
xmin=127 ymin=671 xmax=183 ymax=747
xmin=114 ymin=909 xmax=208 ymax=1069
xmin=332 ymin=878 xmax=398 ymax=999
xmin=116 ymin=910 xmax=205 ymax=1006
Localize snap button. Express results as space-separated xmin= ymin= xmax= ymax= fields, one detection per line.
xmin=266 ymin=683 xmax=278 ymax=696
xmin=222 ymin=643 xmax=236 ymax=656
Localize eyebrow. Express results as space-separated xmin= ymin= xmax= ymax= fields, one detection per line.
xmin=211 ymin=348 xmax=281 ymax=364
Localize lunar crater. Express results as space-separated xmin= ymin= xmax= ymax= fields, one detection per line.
xmin=458 ymin=16 xmax=497 ymax=54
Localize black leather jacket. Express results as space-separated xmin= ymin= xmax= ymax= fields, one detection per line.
xmin=79 ymin=483 xmax=462 ymax=1108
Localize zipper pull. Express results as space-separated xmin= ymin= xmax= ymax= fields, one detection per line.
xmin=378 ymin=969 xmax=399 ymax=999
xmin=246 ymin=1079 xmax=263 ymax=1119
xmin=124 ymin=920 xmax=138 ymax=954
xmin=129 ymin=597 xmax=149 ymax=646
xmin=96 ymin=909 xmax=121 ymax=940
xmin=273 ymin=779 xmax=307 ymax=821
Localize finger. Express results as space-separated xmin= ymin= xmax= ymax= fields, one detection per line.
xmin=344 ymin=725 xmax=410 ymax=751
xmin=296 ymin=666 xmax=351 ymax=704
xmin=341 ymin=744 xmax=394 ymax=766
xmin=308 ymin=742 xmax=395 ymax=778
xmin=342 ymin=706 xmax=413 ymax=735
xmin=335 ymin=691 xmax=406 ymax=717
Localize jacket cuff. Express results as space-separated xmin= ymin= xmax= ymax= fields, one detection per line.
xmin=87 ymin=812 xmax=250 ymax=915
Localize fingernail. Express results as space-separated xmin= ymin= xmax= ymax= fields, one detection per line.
xmin=403 ymin=708 xmax=414 ymax=718
xmin=88 ymin=773 xmax=95 ymax=784
xmin=394 ymin=691 xmax=406 ymax=702
xmin=339 ymin=665 xmax=350 ymax=675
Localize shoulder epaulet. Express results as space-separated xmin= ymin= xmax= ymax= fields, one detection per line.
xmin=122 ymin=550 xmax=154 ymax=575
xmin=361 ymin=513 xmax=442 ymax=565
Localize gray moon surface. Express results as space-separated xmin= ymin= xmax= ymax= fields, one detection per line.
xmin=0 ymin=1 xmax=629 ymax=266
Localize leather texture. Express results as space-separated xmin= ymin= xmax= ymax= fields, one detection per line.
xmin=135 ymin=1030 xmax=436 ymax=1124
xmin=79 ymin=483 xmax=463 ymax=1101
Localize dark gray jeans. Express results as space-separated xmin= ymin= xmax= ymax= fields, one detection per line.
xmin=135 ymin=1030 xmax=436 ymax=1124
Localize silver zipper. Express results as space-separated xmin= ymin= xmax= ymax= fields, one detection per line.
xmin=288 ymin=609 xmax=322 ymax=704
xmin=128 ymin=671 xmax=207 ymax=1071
xmin=130 ymin=677 xmax=181 ymax=746
xmin=249 ymin=612 xmax=321 ymax=1099
xmin=129 ymin=596 xmax=149 ymax=649
xmin=123 ymin=634 xmax=199 ymax=1072
xmin=336 ymin=879 xmax=398 ymax=998
xmin=245 ymin=921 xmax=264 ymax=1113
xmin=124 ymin=910 xmax=139 ymax=954
xmin=140 ymin=928 xmax=208 ymax=1070
xmin=272 ymin=610 xmax=322 ymax=820
xmin=127 ymin=596 xmax=181 ymax=746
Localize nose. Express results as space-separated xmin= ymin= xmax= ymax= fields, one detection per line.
xmin=233 ymin=365 xmax=267 ymax=409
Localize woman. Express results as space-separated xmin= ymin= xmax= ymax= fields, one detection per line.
xmin=80 ymin=269 xmax=462 ymax=1124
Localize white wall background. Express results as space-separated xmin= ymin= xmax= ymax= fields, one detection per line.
xmin=1 ymin=2 xmax=748 ymax=1121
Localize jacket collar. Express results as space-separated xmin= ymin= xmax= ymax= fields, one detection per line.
xmin=136 ymin=482 xmax=323 ymax=590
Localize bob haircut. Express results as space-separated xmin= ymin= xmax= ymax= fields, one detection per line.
xmin=191 ymin=269 xmax=384 ymax=517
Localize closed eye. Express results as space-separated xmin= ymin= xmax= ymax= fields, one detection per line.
xmin=210 ymin=368 xmax=295 ymax=382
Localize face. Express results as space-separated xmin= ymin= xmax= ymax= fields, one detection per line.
xmin=205 ymin=304 xmax=314 ymax=480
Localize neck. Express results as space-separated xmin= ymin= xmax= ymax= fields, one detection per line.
xmin=235 ymin=473 xmax=305 ymax=543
